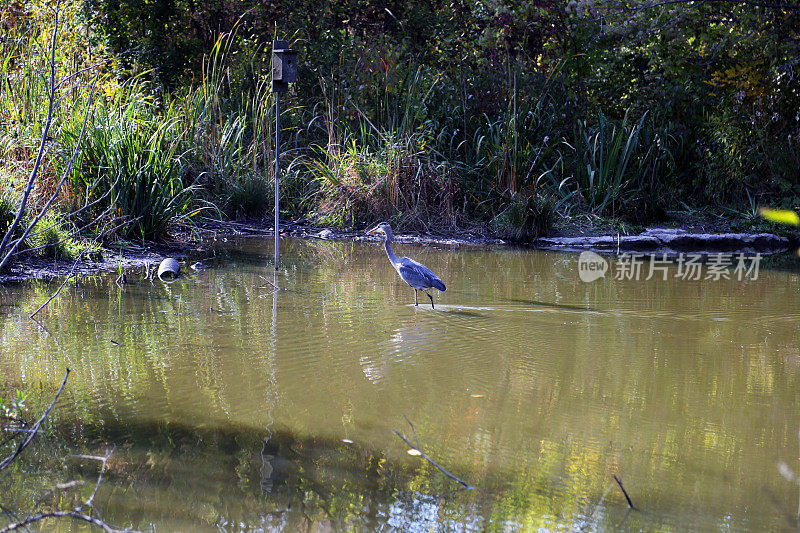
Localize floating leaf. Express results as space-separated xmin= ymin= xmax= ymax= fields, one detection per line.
xmin=758 ymin=207 xmax=800 ymax=226
xmin=342 ymin=439 xmax=353 ymax=444
xmin=407 ymin=449 xmax=422 ymax=456
xmin=470 ymin=394 xmax=485 ymax=398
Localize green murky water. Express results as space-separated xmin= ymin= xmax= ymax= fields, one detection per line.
xmin=2 ymin=238 xmax=800 ymax=531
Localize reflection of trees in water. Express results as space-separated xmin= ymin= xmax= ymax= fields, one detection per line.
xmin=1 ymin=247 xmax=799 ymax=419
xmin=3 ymin=408 xmax=776 ymax=531
xmin=0 ymin=241 xmax=799 ymax=530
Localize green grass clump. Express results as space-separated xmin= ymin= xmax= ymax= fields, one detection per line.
xmin=491 ymin=192 xmax=556 ymax=243
xmin=62 ymin=87 xmax=200 ymax=241
xmin=309 ymin=125 xmax=461 ymax=229
xmin=571 ymin=111 xmax=640 ymax=216
xmin=566 ymin=110 xmax=677 ymax=223
xmin=224 ymin=174 xmax=272 ymax=218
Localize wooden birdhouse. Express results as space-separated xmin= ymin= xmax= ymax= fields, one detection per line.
xmin=272 ymin=40 xmax=298 ymax=93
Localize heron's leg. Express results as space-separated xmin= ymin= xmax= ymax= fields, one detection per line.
xmin=414 ymin=290 xmax=418 ymax=306
xmin=424 ymin=291 xmax=434 ymax=309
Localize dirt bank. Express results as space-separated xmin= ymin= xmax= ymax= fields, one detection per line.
xmin=0 ymin=219 xmax=793 ymax=283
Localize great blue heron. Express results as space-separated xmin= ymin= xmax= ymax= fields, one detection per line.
xmin=367 ymin=222 xmax=446 ymax=309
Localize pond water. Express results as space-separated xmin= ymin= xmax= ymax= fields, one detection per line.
xmin=2 ymin=237 xmax=800 ymax=531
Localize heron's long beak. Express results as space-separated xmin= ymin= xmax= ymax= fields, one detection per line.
xmin=366 ymin=226 xmax=380 ymax=235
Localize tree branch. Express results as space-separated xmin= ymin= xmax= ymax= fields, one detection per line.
xmin=613 ymin=474 xmax=637 ymax=510
xmin=0 ymin=70 xmax=100 ymax=272
xmin=393 ymin=418 xmax=474 ymax=490
xmin=0 ymin=0 xmax=63 ymax=262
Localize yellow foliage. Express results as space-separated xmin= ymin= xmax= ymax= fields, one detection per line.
xmin=707 ymin=59 xmax=769 ymax=99
xmin=758 ymin=207 xmax=800 ymax=226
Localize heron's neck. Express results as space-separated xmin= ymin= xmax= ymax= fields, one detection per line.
xmin=383 ymin=236 xmax=401 ymax=267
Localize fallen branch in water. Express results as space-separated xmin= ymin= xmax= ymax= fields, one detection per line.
xmin=0 ymin=369 xmax=69 ymax=472
xmin=71 ymin=447 xmax=116 ymax=513
xmin=613 ymin=474 xmax=636 ymax=510
xmin=0 ymin=511 xmax=122 ymax=533
xmin=0 ymin=375 xmax=132 ymax=532
xmin=34 ymin=480 xmax=85 ymax=508
xmin=393 ymin=416 xmax=474 ymax=490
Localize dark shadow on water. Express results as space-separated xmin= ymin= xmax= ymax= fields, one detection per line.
xmin=438 ymin=309 xmax=487 ymax=318
xmin=25 ymin=410 xmax=491 ymax=531
xmin=502 ymin=297 xmax=596 ymax=312
xmin=759 ymin=252 xmax=800 ymax=273
xmin=6 ymin=405 xmax=740 ymax=532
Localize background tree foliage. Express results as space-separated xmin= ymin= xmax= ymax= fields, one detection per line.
xmin=2 ymin=0 xmax=799 ymax=243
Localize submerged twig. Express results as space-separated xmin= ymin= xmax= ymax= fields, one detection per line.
xmin=72 ymin=447 xmax=115 ymax=512
xmin=403 ymin=414 xmax=420 ymax=448
xmin=0 ymin=505 xmax=21 ymax=529
xmin=393 ymin=418 xmax=474 ymax=490
xmin=0 ymin=387 xmax=130 ymax=533
xmin=613 ymin=474 xmax=636 ymax=510
xmin=29 ymin=273 xmax=76 ymax=319
xmin=257 ymin=275 xmax=280 ymax=298
xmin=258 ymin=275 xmax=280 ymax=291
xmin=35 ymin=480 xmax=85 ymax=507
xmin=0 ymin=428 xmax=43 ymax=434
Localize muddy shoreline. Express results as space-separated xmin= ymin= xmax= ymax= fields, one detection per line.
xmin=0 ymin=220 xmax=793 ymax=283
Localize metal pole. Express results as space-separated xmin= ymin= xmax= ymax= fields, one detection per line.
xmin=274 ymin=91 xmax=280 ymax=270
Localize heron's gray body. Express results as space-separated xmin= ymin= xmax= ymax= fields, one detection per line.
xmin=389 ymin=246 xmax=447 ymax=292
xmin=369 ymin=223 xmax=446 ymax=308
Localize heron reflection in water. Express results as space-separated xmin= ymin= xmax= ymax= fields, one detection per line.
xmin=260 ymin=433 xmax=289 ymax=493
xmin=367 ymin=222 xmax=446 ymax=309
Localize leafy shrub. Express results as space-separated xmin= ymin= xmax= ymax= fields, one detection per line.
xmin=24 ymin=214 xmax=99 ymax=260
